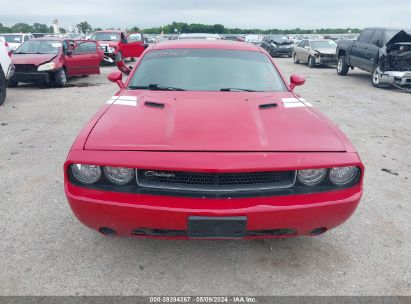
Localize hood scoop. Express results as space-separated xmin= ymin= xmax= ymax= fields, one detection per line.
xmin=259 ymin=103 xmax=278 ymax=110
xmin=144 ymin=101 xmax=165 ymax=109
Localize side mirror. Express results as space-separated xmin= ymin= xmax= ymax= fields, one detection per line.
xmin=107 ymin=71 xmax=125 ymax=89
xmin=304 ymin=46 xmax=310 ymax=49
xmin=289 ymin=74 xmax=306 ymax=90
xmin=66 ymin=49 xmax=73 ymax=56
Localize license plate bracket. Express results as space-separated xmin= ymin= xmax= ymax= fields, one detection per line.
xmin=188 ymin=216 xmax=247 ymax=239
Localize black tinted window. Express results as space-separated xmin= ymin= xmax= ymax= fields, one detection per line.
xmin=358 ymin=30 xmax=375 ymax=43
xmin=74 ymin=42 xmax=96 ymax=54
xmin=370 ymin=30 xmax=383 ymax=46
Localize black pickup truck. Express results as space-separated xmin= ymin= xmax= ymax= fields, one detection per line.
xmin=336 ymin=28 xmax=411 ymax=89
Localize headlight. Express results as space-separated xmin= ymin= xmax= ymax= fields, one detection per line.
xmin=37 ymin=62 xmax=56 ymax=71
xmin=103 ymin=166 xmax=134 ymax=185
xmin=298 ymin=169 xmax=327 ymax=186
xmin=71 ymin=164 xmax=101 ymax=184
xmin=329 ymin=166 xmax=359 ymax=185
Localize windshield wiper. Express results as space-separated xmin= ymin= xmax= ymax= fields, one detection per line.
xmin=220 ymin=88 xmax=257 ymax=92
xmin=129 ymin=84 xmax=186 ymax=91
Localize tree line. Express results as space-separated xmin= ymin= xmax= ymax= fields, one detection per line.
xmin=0 ymin=21 xmax=362 ymax=35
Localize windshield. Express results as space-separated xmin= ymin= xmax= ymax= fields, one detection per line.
xmin=310 ymin=41 xmax=337 ymax=49
xmin=386 ymin=30 xmax=401 ymax=42
xmin=0 ymin=35 xmax=22 ymax=43
xmin=14 ymin=40 xmax=61 ymax=54
xmin=271 ymin=36 xmax=289 ymax=43
xmin=90 ymin=32 xmax=120 ymax=41
xmin=128 ymin=33 xmax=142 ymax=42
xmin=128 ymin=49 xmax=286 ymax=92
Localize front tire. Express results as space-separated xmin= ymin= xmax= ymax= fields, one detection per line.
xmin=308 ymin=56 xmax=316 ymax=68
xmin=337 ymin=56 xmax=349 ymax=76
xmin=54 ymin=69 xmax=67 ymax=87
xmin=293 ymin=54 xmax=300 ymax=64
xmin=372 ymin=66 xmax=391 ymax=88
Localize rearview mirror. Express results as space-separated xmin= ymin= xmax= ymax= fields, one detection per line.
xmin=289 ymin=74 xmax=306 ymax=90
xmin=107 ymin=71 xmax=125 ymax=89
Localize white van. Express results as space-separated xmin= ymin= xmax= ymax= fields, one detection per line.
xmin=0 ymin=33 xmax=34 ymax=52
xmin=0 ymin=37 xmax=14 ymax=105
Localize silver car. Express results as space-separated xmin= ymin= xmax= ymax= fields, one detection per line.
xmin=293 ymin=39 xmax=337 ymax=68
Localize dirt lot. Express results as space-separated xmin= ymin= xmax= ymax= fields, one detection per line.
xmin=0 ymin=58 xmax=410 ymax=296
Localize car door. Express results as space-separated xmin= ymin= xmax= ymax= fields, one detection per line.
xmin=350 ymin=29 xmax=375 ymax=69
xmin=367 ymin=29 xmax=384 ymax=72
xmin=294 ymin=40 xmax=305 ymax=61
xmin=300 ymin=40 xmax=310 ymax=62
xmin=64 ymin=40 xmax=102 ymax=76
xmin=263 ymin=36 xmax=271 ymax=51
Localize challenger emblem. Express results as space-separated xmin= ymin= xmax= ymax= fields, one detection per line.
xmin=144 ymin=171 xmax=175 ymax=178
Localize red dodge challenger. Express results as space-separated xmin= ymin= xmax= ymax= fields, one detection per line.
xmin=64 ymin=40 xmax=364 ymax=239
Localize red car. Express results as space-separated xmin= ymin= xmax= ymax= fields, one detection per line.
xmin=64 ymin=40 xmax=364 ymax=239
xmin=89 ymin=30 xmax=146 ymax=64
xmin=9 ymin=38 xmax=103 ymax=87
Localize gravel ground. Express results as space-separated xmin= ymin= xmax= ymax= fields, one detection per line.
xmin=0 ymin=58 xmax=410 ymax=296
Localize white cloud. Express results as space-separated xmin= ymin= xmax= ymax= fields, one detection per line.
xmin=1 ymin=0 xmax=409 ymax=30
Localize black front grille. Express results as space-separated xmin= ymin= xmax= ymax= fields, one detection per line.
xmin=137 ymin=169 xmax=296 ymax=192
xmin=14 ymin=64 xmax=37 ymax=73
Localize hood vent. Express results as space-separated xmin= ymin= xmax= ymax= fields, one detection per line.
xmin=259 ymin=103 xmax=277 ymax=110
xmin=144 ymin=101 xmax=165 ymax=109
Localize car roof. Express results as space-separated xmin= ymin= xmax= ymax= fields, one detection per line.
xmin=32 ymin=37 xmax=64 ymax=41
xmin=0 ymin=33 xmax=26 ymax=36
xmin=151 ymin=39 xmax=261 ymax=52
xmin=93 ymin=30 xmax=122 ymax=34
xmin=307 ymin=39 xmax=335 ymax=42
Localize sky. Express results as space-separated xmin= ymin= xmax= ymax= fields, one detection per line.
xmin=1 ymin=0 xmax=410 ymax=30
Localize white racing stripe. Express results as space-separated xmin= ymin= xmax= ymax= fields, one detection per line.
xmin=282 ymin=97 xmax=313 ymax=108
xmin=106 ymin=95 xmax=138 ymax=106
xmin=114 ymin=100 xmax=138 ymax=106
xmin=116 ymin=96 xmax=138 ymax=101
xmin=106 ymin=96 xmax=119 ymax=104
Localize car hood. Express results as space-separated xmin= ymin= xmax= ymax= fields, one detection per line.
xmin=6 ymin=43 xmax=21 ymax=50
xmin=314 ymin=48 xmax=336 ymax=55
xmin=97 ymin=40 xmax=119 ymax=47
xmin=85 ymin=91 xmax=346 ymax=152
xmin=387 ymin=30 xmax=411 ymax=45
xmin=274 ymin=40 xmax=293 ymax=45
xmin=11 ymin=54 xmax=57 ymax=65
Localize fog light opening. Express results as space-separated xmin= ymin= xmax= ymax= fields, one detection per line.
xmin=309 ymin=227 xmax=327 ymax=236
xmin=99 ymin=227 xmax=117 ymax=236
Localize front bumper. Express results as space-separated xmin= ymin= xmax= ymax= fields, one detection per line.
xmin=64 ymin=150 xmax=363 ymax=239
xmin=6 ymin=65 xmax=15 ymax=80
xmin=378 ymin=70 xmax=411 ymax=86
xmin=66 ymin=182 xmax=362 ymax=239
xmin=12 ymin=72 xmax=51 ymax=84
xmin=315 ymin=56 xmax=337 ymax=65
xmin=271 ymin=47 xmax=293 ymax=56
